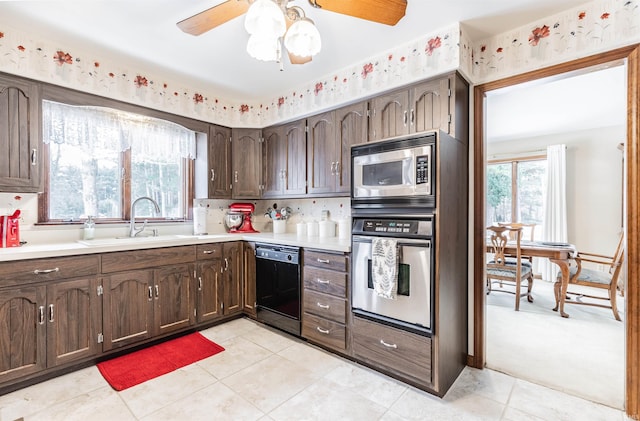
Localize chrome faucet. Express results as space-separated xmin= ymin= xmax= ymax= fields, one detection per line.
xmin=129 ymin=196 xmax=161 ymax=237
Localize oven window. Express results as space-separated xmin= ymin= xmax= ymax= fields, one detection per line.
xmin=363 ymin=161 xmax=403 ymax=186
xmin=367 ymin=260 xmax=410 ymax=296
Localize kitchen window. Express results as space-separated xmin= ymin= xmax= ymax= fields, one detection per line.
xmin=486 ymin=157 xmax=546 ymax=233
xmin=40 ymin=96 xmax=203 ymax=224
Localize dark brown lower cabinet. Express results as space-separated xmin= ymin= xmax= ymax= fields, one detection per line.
xmin=242 ymin=242 xmax=257 ymax=318
xmin=0 ymin=276 xmax=101 ymax=383
xmin=102 ymin=270 xmax=154 ymax=351
xmin=352 ymin=317 xmax=432 ymax=388
xmin=154 ymin=264 xmax=195 ymax=336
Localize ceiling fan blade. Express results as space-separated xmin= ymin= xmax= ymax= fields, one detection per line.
xmin=288 ymin=52 xmax=312 ymax=65
xmin=177 ymin=0 xmax=250 ymax=36
xmin=310 ymin=0 xmax=407 ymax=26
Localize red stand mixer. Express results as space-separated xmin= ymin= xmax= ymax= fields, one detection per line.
xmin=224 ymin=203 xmax=259 ymax=233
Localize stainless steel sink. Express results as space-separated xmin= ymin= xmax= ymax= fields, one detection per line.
xmin=77 ymin=235 xmax=186 ymax=246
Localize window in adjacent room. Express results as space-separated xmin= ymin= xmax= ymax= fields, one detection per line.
xmin=486 ymin=156 xmax=546 ymax=237
xmin=41 ymin=100 xmax=198 ymax=223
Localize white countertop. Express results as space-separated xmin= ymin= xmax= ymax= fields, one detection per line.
xmin=0 ymin=232 xmax=351 ymax=262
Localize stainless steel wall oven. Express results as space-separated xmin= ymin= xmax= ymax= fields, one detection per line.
xmin=351 ymin=216 xmax=434 ymax=336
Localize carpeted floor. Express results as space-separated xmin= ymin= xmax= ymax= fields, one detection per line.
xmin=486 ymin=279 xmax=625 ymax=409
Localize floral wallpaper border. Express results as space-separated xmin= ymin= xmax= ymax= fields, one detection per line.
xmin=0 ymin=0 xmax=638 ymax=129
xmin=471 ymin=0 xmax=639 ymax=82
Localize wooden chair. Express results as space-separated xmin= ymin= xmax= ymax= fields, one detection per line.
xmin=556 ymin=235 xmax=624 ymax=321
xmin=486 ymin=225 xmax=534 ymax=310
xmin=497 ymin=222 xmax=536 ymax=266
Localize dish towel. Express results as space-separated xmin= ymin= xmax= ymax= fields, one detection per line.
xmin=371 ymin=237 xmax=398 ymax=300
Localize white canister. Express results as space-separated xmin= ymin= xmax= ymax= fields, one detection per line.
xmin=307 ymin=220 xmax=319 ymax=237
xmin=337 ymin=218 xmax=351 ymax=239
xmin=319 ymin=220 xmax=336 ymax=238
xmin=273 ymin=219 xmax=287 ymax=234
xmin=296 ymin=222 xmax=307 ymax=237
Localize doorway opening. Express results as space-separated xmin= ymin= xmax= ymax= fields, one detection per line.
xmin=472 ymin=44 xmax=640 ymax=418
xmin=484 ymin=64 xmax=626 ymax=409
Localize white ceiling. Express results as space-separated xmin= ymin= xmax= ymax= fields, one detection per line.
xmin=486 ymin=65 xmax=627 ymax=143
xmin=0 ymin=0 xmax=589 ymax=101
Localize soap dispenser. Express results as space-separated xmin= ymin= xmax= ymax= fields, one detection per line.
xmin=83 ymin=215 xmax=95 ymax=240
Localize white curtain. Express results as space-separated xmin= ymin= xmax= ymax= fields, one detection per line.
xmin=537 ymin=144 xmax=568 ymax=282
xmin=42 ymin=100 xmax=196 ymax=163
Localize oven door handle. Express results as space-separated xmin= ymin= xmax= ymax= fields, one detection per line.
xmin=352 ymin=235 xmax=431 ymax=247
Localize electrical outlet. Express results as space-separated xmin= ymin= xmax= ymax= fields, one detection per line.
xmin=321 ymin=210 xmax=330 ymax=220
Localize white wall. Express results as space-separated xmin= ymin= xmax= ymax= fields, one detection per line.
xmin=488 ymin=125 xmax=624 ymax=255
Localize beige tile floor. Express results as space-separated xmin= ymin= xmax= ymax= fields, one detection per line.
xmin=0 ymin=318 xmax=629 ymax=421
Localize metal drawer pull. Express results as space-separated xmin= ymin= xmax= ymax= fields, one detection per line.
xmin=316 ymin=326 xmax=330 ymax=335
xmin=33 ymin=267 xmax=59 ymax=275
xmin=380 ymin=339 xmax=398 ymax=349
xmin=202 ymin=250 xmax=214 ymax=254
xmin=148 ymin=286 xmax=153 ymax=301
xmin=315 ymin=278 xmax=330 ymax=284
xmin=38 ymin=306 xmax=45 ymax=325
xmin=198 ymin=276 xmax=203 ymax=291
xmin=316 ymin=258 xmax=330 ymax=264
xmin=48 ymin=304 xmax=55 ymax=322
xmin=210 ymin=169 xmax=215 ymax=182
xmin=316 ymin=302 xmax=330 ymax=309
xmin=155 ymin=285 xmax=159 ymax=298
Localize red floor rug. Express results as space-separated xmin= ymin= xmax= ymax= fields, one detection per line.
xmin=97 ymin=332 xmax=224 ymax=391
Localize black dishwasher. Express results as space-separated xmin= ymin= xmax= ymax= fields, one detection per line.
xmin=255 ymin=243 xmax=301 ymax=336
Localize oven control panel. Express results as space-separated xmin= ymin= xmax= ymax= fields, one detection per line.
xmin=353 ymin=218 xmax=433 ymax=237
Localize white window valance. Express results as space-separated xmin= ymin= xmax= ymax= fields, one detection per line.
xmin=42 ymin=100 xmax=196 ymax=163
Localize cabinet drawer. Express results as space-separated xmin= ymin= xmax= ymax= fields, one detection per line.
xmin=303 ymin=266 xmax=347 ymax=297
xmin=0 ymin=255 xmax=100 ymax=287
xmin=102 ymin=246 xmax=195 ymax=273
xmin=303 ymin=289 xmax=346 ymax=323
xmin=304 ymin=250 xmax=348 ymax=272
xmin=196 ymin=244 xmax=222 ymax=260
xmin=302 ymin=313 xmax=346 ymax=351
xmin=352 ymin=317 xmax=432 ymax=384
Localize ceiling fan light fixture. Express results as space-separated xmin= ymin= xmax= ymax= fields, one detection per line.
xmin=246 ymin=34 xmax=281 ymax=62
xmin=283 ymin=18 xmax=321 ymax=57
xmin=244 ymin=0 xmax=286 ymax=38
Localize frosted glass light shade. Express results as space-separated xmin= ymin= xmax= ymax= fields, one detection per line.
xmin=244 ymin=0 xmax=286 ymax=38
xmin=246 ymin=34 xmax=280 ymax=62
xmin=283 ymin=18 xmax=321 ymax=57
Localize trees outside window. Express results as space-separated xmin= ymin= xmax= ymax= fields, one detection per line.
xmin=486 ymin=158 xmax=546 ymax=236
xmin=42 ymin=100 xmax=198 ymax=223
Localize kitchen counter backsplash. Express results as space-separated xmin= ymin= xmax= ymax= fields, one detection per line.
xmin=197 ymin=197 xmax=351 ymax=236
xmin=1 ymin=194 xmax=350 ymax=247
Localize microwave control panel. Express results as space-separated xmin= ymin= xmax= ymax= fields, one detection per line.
xmin=416 ymin=155 xmax=429 ymax=184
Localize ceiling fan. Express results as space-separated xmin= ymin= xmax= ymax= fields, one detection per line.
xmin=177 ymin=0 xmax=407 ymax=65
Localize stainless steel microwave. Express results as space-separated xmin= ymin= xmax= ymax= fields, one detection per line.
xmin=351 ymin=131 xmax=436 ymax=212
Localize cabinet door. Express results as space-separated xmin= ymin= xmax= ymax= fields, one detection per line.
xmin=282 ymin=120 xmax=307 ymax=196
xmin=222 ymin=242 xmax=243 ymax=315
xmin=0 ymin=74 xmax=40 ymax=192
xmin=231 ymin=128 xmax=262 ymax=198
xmin=0 ymin=286 xmax=46 ymax=382
xmin=208 ymin=124 xmax=232 ymax=198
xmin=154 ymin=264 xmax=195 ymax=336
xmin=307 ymin=111 xmax=337 ymax=195
xmin=102 ymin=270 xmax=154 ymax=351
xmin=410 ymin=77 xmax=450 ymax=134
xmin=262 ymin=125 xmax=286 ymax=198
xmin=196 ymin=260 xmax=222 ymax=323
xmin=242 ymin=242 xmax=257 ymax=317
xmin=46 ymin=278 xmax=101 ymax=367
xmin=368 ymin=90 xmax=409 ymax=141
xmin=336 ymin=102 xmax=368 ymax=194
